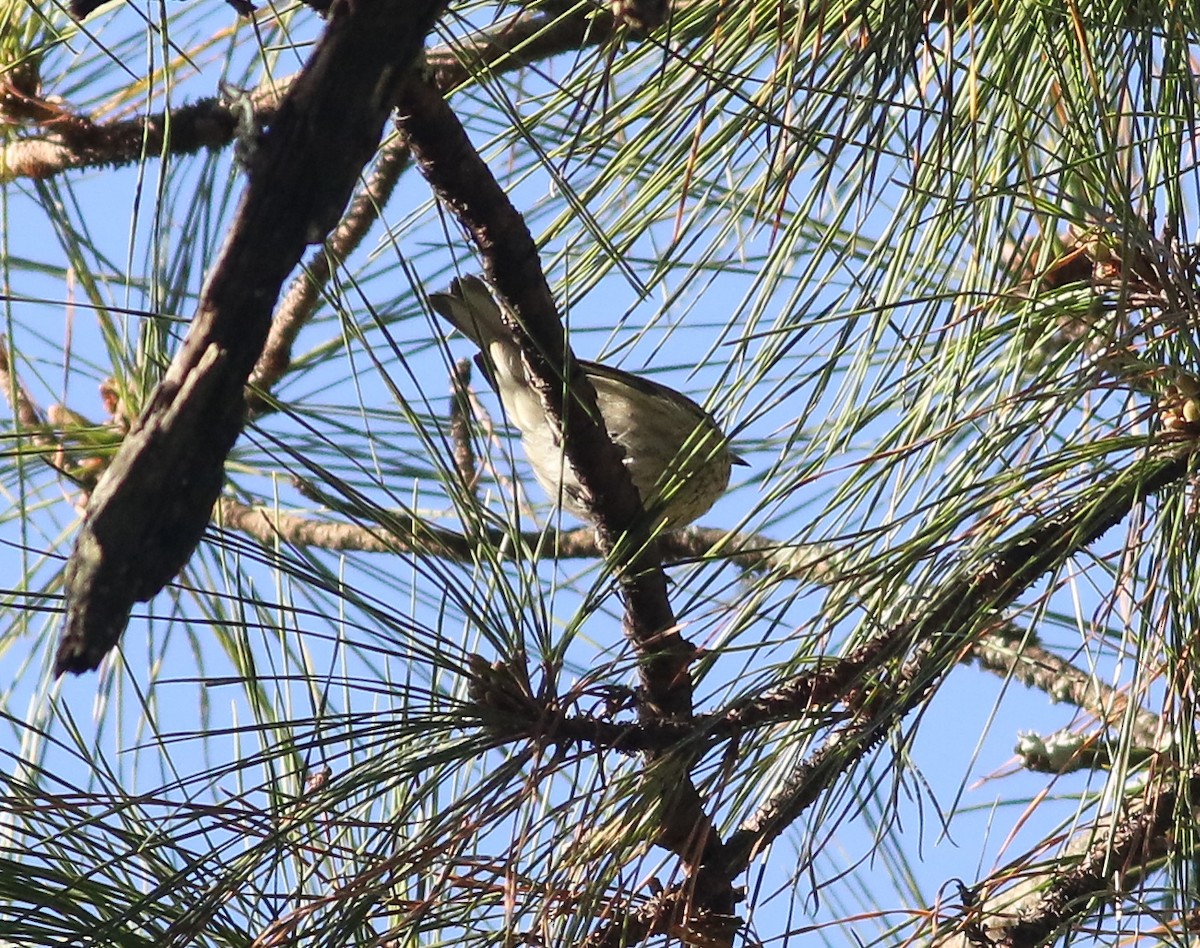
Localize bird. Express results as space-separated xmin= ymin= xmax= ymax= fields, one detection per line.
xmin=429 ymin=275 xmax=742 ymax=530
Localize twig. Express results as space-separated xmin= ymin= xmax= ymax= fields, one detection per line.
xmin=448 ymin=357 xmax=478 ymax=492
xmin=969 ymin=625 xmax=1164 ymax=753
xmin=933 ymin=773 xmax=1197 ymax=948
xmin=218 ymin=492 xmax=832 ymax=576
xmin=247 ymin=134 xmax=412 ymax=404
xmin=0 ymin=336 xmax=47 ymax=431
xmin=394 ymin=74 xmax=693 ymax=723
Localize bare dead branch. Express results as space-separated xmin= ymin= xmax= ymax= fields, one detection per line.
xmin=247 ymin=133 xmax=412 ymax=403
xmin=218 ymin=491 xmax=830 ymax=580
xmin=56 ymin=0 xmax=448 ymax=675
xmin=215 ymin=496 xmax=473 ymax=558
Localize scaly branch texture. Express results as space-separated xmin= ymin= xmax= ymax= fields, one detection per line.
xmin=933 ymin=772 xmax=1199 ymax=948
xmin=394 ymin=75 xmax=694 ymax=724
xmin=393 ymin=67 xmax=742 ymax=936
xmin=724 ymin=445 xmax=1195 ymax=865
xmin=56 ymin=0 xmax=447 ymax=674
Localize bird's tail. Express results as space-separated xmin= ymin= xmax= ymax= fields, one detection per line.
xmin=429 ymin=275 xmax=508 ymax=348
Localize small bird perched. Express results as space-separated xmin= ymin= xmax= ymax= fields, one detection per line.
xmin=430 ymin=275 xmax=741 ymax=530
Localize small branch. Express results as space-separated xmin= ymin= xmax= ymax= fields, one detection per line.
xmin=934 ymin=773 xmax=1197 ymax=948
xmin=0 ymin=337 xmax=46 ymax=431
xmin=723 ymin=660 xmax=918 ymax=870
xmin=425 ymin=6 xmax=620 ymax=91
xmin=658 ymin=530 xmax=845 ymax=582
xmin=579 ymin=875 xmax=742 ymax=948
xmin=219 ymin=488 xmax=743 ymax=570
xmin=0 ymin=339 xmax=127 ymax=488
xmin=5 ymin=6 xmax=617 ymax=184
xmin=448 ymin=358 xmax=478 ymax=491
xmin=713 ymin=446 xmax=1198 ymax=870
xmin=394 ymin=75 xmax=692 ymax=723
xmin=218 ymin=493 xmax=828 ymax=576
xmin=969 ymin=625 xmax=1164 ymax=752
xmin=719 ymin=624 xmax=905 ymax=730
xmin=215 ymin=496 xmax=475 ymax=559
xmin=0 ymin=87 xmax=281 ymax=184
xmin=247 ymin=133 xmax=413 ymax=404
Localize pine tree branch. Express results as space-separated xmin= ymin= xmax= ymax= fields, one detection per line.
xmin=394 ymin=73 xmax=694 ymax=723
xmin=969 ymin=625 xmax=1164 ymax=754
xmin=56 ymin=0 xmax=448 ymax=675
xmin=721 ymin=445 xmax=1196 ymax=869
xmin=934 ymin=773 xmax=1198 ymax=948
xmin=390 ymin=59 xmax=739 ymax=926
xmin=1 ymin=6 xmax=619 ymax=184
xmin=246 ymin=134 xmax=413 ymax=406
xmin=216 ymin=494 xmax=830 ymax=576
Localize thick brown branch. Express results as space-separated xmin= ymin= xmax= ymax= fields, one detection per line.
xmin=391 ymin=60 xmax=724 ymax=914
xmin=56 ymin=0 xmax=447 ymax=674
